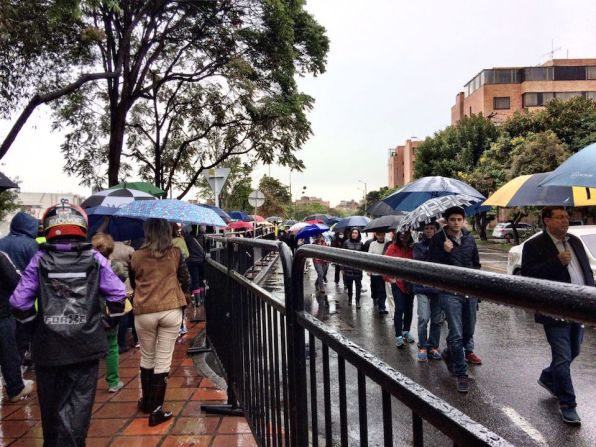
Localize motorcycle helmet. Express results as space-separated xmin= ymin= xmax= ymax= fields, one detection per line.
xmin=42 ymin=199 xmax=88 ymax=240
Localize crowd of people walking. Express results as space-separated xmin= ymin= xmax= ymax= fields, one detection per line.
xmin=305 ymin=205 xmax=590 ymax=426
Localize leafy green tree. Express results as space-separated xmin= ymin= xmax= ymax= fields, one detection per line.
xmin=1 ymin=1 xmax=328 ymax=192
xmin=46 ymin=0 xmax=329 ymax=190
xmin=291 ymin=202 xmax=328 ymax=221
xmin=509 ymin=131 xmax=570 ymax=178
xmin=0 ymin=189 xmax=20 ymax=223
xmin=501 ymin=97 xmax=596 ymax=153
xmin=258 ymin=175 xmax=290 ymax=218
xmin=414 ymin=114 xmax=499 ymax=180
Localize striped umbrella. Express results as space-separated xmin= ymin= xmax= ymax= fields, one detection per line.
xmin=483 ymin=172 xmax=596 ymax=207
xmin=397 ymin=194 xmax=483 ymax=232
xmin=114 ymin=199 xmax=226 ymax=226
xmin=81 ymin=188 xmax=156 ymax=209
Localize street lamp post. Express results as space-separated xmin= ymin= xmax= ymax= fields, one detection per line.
xmin=358 ymin=180 xmax=367 ymax=215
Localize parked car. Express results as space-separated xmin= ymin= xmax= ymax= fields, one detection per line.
xmin=492 ymin=222 xmax=535 ymax=239
xmin=507 ymin=225 xmax=596 ymax=276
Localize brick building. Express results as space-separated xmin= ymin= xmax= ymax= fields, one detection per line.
xmin=451 ymin=58 xmax=596 ymax=124
xmin=294 ymin=195 xmax=330 ymax=208
xmin=387 ymin=139 xmax=421 ymax=188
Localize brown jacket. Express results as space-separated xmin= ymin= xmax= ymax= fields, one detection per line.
xmin=130 ymin=246 xmax=190 ymax=315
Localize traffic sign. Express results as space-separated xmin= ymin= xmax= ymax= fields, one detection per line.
xmin=248 ymin=190 xmax=266 ymax=207
xmin=202 ymin=168 xmax=231 ymax=208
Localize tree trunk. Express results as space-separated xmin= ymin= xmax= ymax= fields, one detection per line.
xmin=477 ymin=212 xmax=489 ymax=241
xmin=108 ymin=104 xmax=129 ymax=187
xmin=511 ymin=211 xmax=525 ymax=246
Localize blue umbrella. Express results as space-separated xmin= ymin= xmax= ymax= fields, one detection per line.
xmin=295 ymin=224 xmax=330 ymax=240
xmin=198 ymin=204 xmax=232 ymax=223
xmin=538 ymin=142 xmax=596 ymax=189
xmin=115 ymin=199 xmax=226 ymax=226
xmin=333 ymin=216 xmax=371 ymax=232
xmin=228 ymin=210 xmax=252 ymax=221
xmin=383 ymin=176 xmax=485 ymax=211
xmin=86 ymin=207 xmax=145 ymax=241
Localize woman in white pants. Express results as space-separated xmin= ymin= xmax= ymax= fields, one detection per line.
xmin=130 ymin=218 xmax=190 ymax=426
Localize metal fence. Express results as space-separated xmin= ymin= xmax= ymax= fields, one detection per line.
xmin=199 ymin=237 xmax=596 ymax=446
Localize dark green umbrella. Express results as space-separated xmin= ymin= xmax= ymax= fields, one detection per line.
xmin=109 ymin=181 xmax=166 ymax=198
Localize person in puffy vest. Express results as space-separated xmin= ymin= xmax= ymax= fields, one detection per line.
xmin=10 ymin=200 xmax=126 ymax=447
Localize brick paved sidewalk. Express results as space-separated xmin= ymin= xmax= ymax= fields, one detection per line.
xmin=0 ymin=321 xmax=257 ymax=447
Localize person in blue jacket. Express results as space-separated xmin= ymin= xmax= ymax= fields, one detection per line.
xmin=0 ymin=211 xmax=40 ymax=367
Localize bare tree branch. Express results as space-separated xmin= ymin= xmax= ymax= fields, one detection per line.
xmin=0 ymin=71 xmax=120 ymax=160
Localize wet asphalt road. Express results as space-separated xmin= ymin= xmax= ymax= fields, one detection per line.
xmin=264 ymin=248 xmax=596 ymax=446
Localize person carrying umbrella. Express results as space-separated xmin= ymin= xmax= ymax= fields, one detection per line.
xmin=385 ymin=231 xmax=416 ymax=347
xmin=342 ymin=228 xmax=364 ymax=308
xmin=366 ymin=231 xmax=391 ymax=315
xmin=412 ymin=221 xmax=443 ymax=362
xmin=427 ymin=206 xmax=482 ymax=394
xmin=129 ymin=219 xmax=191 ymax=427
xmin=312 ymin=234 xmax=329 ymax=298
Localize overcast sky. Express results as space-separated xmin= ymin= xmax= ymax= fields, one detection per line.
xmin=2 ymin=0 xmax=596 ymax=207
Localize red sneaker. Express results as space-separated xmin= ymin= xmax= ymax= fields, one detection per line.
xmin=465 ymin=352 xmax=482 ymax=365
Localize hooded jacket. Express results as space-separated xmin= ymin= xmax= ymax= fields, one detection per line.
xmin=0 ymin=251 xmax=20 ymax=318
xmin=0 ymin=212 xmax=39 ymax=271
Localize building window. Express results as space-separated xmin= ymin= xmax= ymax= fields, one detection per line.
xmin=587 ymin=67 xmax=596 ymax=80
xmin=554 ymin=66 xmax=586 ymax=81
xmin=524 ymin=67 xmax=553 ymax=81
xmin=494 ymin=69 xmax=514 ymax=84
xmin=523 ymin=93 xmax=540 ymax=107
xmin=493 ymin=97 xmax=510 ymax=110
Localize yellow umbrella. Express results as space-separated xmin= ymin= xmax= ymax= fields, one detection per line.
xmin=483 ymin=172 xmax=596 ymax=207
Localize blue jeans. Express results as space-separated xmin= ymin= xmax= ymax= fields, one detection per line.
xmin=541 ymin=323 xmax=583 ymax=408
xmin=370 ymin=276 xmax=387 ymax=310
xmin=416 ymin=294 xmax=442 ymax=349
xmin=391 ymin=284 xmax=414 ymax=338
xmin=440 ymin=293 xmax=478 ymax=377
xmin=0 ymin=316 xmax=26 ymax=398
xmin=314 ymin=262 xmax=328 ymax=291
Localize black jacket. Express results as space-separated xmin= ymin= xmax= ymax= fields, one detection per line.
xmin=427 ymin=228 xmax=481 ymax=269
xmin=342 ymin=239 xmax=364 ymax=278
xmin=0 ymin=251 xmax=20 ymax=319
xmin=521 ymin=231 xmax=594 ymax=325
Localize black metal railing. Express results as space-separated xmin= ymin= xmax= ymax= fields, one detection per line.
xmin=200 ymin=236 xmax=293 ymax=445
xmin=197 ymin=238 xmax=596 ymax=446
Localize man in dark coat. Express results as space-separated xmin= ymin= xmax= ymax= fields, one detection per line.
xmin=427 ymin=206 xmax=481 ymax=394
xmin=521 ymin=206 xmax=594 ymax=426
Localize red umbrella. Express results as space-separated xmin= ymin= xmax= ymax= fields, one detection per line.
xmin=251 ymin=215 xmax=265 ymax=222
xmin=227 ymin=221 xmax=253 ymax=231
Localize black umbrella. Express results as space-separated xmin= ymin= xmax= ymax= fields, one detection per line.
xmin=0 ymin=171 xmax=18 ymax=192
xmin=363 ymin=214 xmax=405 ymax=233
xmin=366 ymin=200 xmax=404 ymax=217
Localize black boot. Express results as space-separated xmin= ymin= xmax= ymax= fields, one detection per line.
xmin=138 ymin=367 xmax=153 ymax=413
xmin=148 ymin=372 xmax=173 ymax=426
